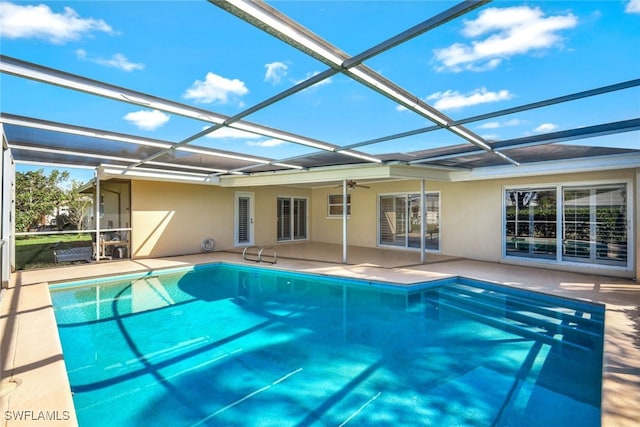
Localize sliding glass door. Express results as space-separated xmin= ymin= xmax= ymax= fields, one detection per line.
xmin=277 ymin=197 xmax=307 ymax=241
xmin=563 ymin=184 xmax=627 ymax=265
xmin=504 ymin=183 xmax=630 ymax=269
xmin=378 ymin=193 xmax=440 ymax=251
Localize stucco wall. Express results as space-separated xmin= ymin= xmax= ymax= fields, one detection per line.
xmin=252 ymin=186 xmax=312 ymax=246
xmin=130 ymin=168 xmax=636 ymax=277
xmin=131 ymin=180 xmax=234 ymax=257
xmin=311 ymin=184 xmax=378 ymax=247
xmin=130 ymin=181 xmax=312 ymax=258
xmin=636 ymin=168 xmax=640 ymax=282
xmin=310 ymin=169 xmax=637 ymax=276
xmin=438 ymin=169 xmax=636 ymax=262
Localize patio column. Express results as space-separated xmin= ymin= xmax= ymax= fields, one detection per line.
xmin=95 ymin=170 xmax=101 ymax=261
xmin=636 ymin=168 xmax=640 ymax=282
xmin=420 ymin=179 xmax=426 ymax=264
xmin=342 ymin=179 xmax=348 ymax=264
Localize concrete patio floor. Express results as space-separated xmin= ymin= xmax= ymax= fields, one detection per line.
xmin=1 ymin=246 xmax=638 ymax=426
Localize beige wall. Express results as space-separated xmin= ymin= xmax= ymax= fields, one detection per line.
xmin=311 ymin=169 xmax=637 ymax=277
xmin=636 ymin=168 xmax=640 ymax=282
xmin=311 ymin=180 xmax=426 ymax=247
xmin=130 ymin=181 xmax=312 ymax=258
xmin=438 ymin=179 xmax=502 ymax=261
xmin=130 ymin=168 xmax=637 ymax=277
xmin=131 ymin=180 xmax=234 ymax=257
xmin=252 ymin=186 xmax=312 ymax=246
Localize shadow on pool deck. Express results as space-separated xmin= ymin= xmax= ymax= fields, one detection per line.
xmin=1 ymin=249 xmax=639 ymax=426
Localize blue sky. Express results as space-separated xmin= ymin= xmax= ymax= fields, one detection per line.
xmin=1 ymin=0 xmax=639 ymax=182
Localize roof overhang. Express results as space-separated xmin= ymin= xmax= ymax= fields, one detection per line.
xmin=215 ymin=151 xmax=640 ymax=188
xmin=97 ymin=164 xmax=221 ymax=185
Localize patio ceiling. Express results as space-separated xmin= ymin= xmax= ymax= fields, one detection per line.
xmin=1 ymin=1 xmax=639 ymax=187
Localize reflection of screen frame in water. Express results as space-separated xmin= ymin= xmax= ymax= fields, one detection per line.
xmin=51 ymin=262 xmax=604 ymax=427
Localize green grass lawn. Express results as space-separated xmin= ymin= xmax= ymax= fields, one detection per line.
xmin=15 ymin=233 xmax=92 ymax=270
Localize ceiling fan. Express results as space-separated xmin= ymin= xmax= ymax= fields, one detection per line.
xmin=337 ymin=180 xmax=370 ymax=189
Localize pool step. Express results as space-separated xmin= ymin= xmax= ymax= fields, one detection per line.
xmin=423 ymin=289 xmax=601 ymax=353
xmin=451 ymin=282 xmax=604 ymax=326
xmin=442 ymin=284 xmax=603 ymax=333
xmin=439 ymin=289 xmax=601 ymax=346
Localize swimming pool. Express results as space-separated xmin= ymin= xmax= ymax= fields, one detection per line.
xmin=50 ymin=263 xmax=604 ymax=426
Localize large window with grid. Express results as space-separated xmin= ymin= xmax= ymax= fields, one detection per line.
xmin=504 ymin=183 xmax=629 ymax=268
xmin=505 ymin=188 xmax=557 ymax=260
xmin=562 ymin=184 xmax=627 ymax=266
xmin=277 ymin=197 xmax=307 ymax=241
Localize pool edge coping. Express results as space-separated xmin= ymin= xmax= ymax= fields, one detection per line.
xmin=3 ymin=255 xmax=638 ymax=426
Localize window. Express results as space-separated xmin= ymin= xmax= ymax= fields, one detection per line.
xmin=563 ymin=184 xmax=627 ymax=266
xmin=328 ymin=194 xmax=350 ymax=216
xmin=504 ymin=183 xmax=629 ymax=268
xmin=277 ymin=197 xmax=307 ymax=241
xmin=505 ymin=188 xmax=557 ymax=259
xmin=378 ymin=192 xmax=440 ymax=251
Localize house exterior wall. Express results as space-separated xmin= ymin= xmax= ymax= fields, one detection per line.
xmin=636 ymin=168 xmax=640 ymax=282
xmin=130 ymin=168 xmax=636 ymax=278
xmin=311 ymin=184 xmax=380 ymax=247
xmin=252 ymin=185 xmax=312 ymax=246
xmin=131 ymin=180 xmax=234 ymax=257
xmin=310 ymin=169 xmax=637 ymax=278
xmin=438 ymin=169 xmax=636 ymax=265
xmin=130 ymin=181 xmax=312 ymax=258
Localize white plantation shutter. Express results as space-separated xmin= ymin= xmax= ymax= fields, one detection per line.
xmin=238 ymin=196 xmax=250 ymax=243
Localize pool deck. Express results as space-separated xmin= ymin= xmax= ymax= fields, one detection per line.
xmin=1 ymin=248 xmax=639 ymax=426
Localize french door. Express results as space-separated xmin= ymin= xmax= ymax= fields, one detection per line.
xmin=234 ymin=192 xmax=254 ymax=246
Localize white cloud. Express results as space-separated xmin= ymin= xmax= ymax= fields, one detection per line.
xmin=203 ymin=126 xmax=262 ymax=139
xmin=426 ymin=87 xmax=513 ymax=111
xmin=476 ymin=118 xmax=524 ymax=129
xmin=183 ymin=72 xmax=249 ymax=104
xmin=626 ymin=0 xmax=640 ymax=13
xmin=480 ymin=133 xmax=499 ymax=141
xmin=264 ymin=61 xmax=288 ymax=84
xmin=534 ymin=123 xmax=558 ymax=133
xmin=503 ymin=118 xmax=524 ymax=127
xmin=477 ymin=121 xmax=501 ymax=129
xmin=202 ymin=126 xmax=284 ymax=147
xmin=76 ymin=49 xmax=143 ymax=72
xmin=433 ymin=6 xmax=577 ymax=72
xmin=95 ymin=53 xmax=144 ymax=72
xmin=0 ymin=2 xmax=113 ymax=44
xmin=246 ymin=138 xmax=286 ymax=148
xmin=124 ymin=109 xmax=169 ymax=131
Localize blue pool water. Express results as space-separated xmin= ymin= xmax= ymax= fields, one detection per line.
xmin=50 ymin=263 xmax=604 ymax=426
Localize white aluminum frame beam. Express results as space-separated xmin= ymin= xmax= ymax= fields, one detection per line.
xmin=0 ymin=113 xmax=279 ymax=172
xmin=0 ymin=55 xmax=371 ymax=168
xmin=408 ymin=118 xmax=640 ymax=164
xmin=342 ymin=78 xmax=640 ymax=151
xmin=209 ymin=0 xmax=519 ymax=165
xmin=173 ymin=1 xmax=487 ymax=174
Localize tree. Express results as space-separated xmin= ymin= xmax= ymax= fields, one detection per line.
xmin=15 ymin=169 xmax=69 ymax=232
xmin=64 ymin=180 xmax=94 ymax=231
